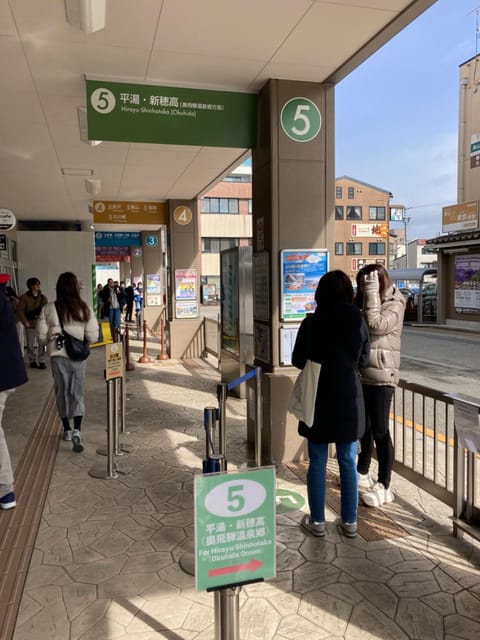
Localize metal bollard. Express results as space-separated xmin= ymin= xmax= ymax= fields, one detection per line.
xmin=89 ymin=379 xmax=118 ymax=479
xmin=217 ymin=383 xmax=228 ymax=464
xmin=214 ymin=586 xmax=241 ymax=640
xmin=124 ymin=323 xmax=135 ymax=371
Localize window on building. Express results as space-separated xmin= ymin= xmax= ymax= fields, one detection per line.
xmin=201 ymin=238 xmax=239 ymax=253
xmin=335 ymin=242 xmax=344 ymax=255
xmin=369 ymin=242 xmax=386 ymax=255
xmin=346 ymin=242 xmax=362 ymax=255
xmin=248 ymin=199 xmax=252 ymax=214
xmin=200 ymin=198 xmax=239 ymax=214
xmin=346 ymin=206 xmax=362 ymax=220
xmin=336 ymin=186 xmax=342 ymax=199
xmin=348 ymin=186 xmax=355 ymax=199
xmin=369 ymin=206 xmax=386 ymax=220
xmin=335 ymin=206 xmax=344 ymax=220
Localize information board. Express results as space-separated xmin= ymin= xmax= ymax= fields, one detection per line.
xmin=280 ymin=249 xmax=328 ymax=321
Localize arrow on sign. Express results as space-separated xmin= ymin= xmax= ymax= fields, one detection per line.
xmin=208 ymin=558 xmax=263 ymax=577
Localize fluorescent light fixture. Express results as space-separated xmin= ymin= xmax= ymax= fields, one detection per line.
xmin=77 ymin=106 xmax=102 ymax=147
xmin=85 ymin=178 xmax=102 ymax=195
xmin=65 ymin=0 xmax=106 ymax=33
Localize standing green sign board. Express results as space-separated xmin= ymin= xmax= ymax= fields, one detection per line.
xmin=194 ymin=467 xmax=276 ymax=592
xmin=86 ymin=79 xmax=257 ymax=148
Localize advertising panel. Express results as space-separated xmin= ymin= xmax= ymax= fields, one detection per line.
xmin=280 ymin=250 xmax=328 ymax=321
xmin=454 ymin=254 xmax=480 ymax=312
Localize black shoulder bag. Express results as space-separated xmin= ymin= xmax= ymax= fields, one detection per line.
xmin=55 ymin=303 xmax=90 ymax=361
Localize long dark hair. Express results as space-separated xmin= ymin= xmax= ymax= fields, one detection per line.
xmin=55 ymin=272 xmax=91 ymax=322
xmin=314 ymin=270 xmax=354 ymax=307
xmin=354 ymin=264 xmax=392 ymax=307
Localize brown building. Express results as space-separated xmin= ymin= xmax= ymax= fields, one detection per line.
xmin=333 ymin=176 xmax=392 ymax=280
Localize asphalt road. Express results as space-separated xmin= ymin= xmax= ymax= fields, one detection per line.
xmin=400 ymin=325 xmax=480 ymax=398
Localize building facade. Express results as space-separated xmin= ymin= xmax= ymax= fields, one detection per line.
xmin=198 ymin=165 xmax=252 ymax=299
xmin=333 ymin=176 xmax=392 ymax=280
xmin=426 ymin=55 xmax=480 ymax=329
xmin=198 ymin=172 xmax=400 ymax=293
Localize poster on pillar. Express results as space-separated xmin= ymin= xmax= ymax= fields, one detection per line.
xmin=280 ymin=249 xmax=329 ymax=321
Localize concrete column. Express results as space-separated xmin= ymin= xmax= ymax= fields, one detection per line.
xmin=252 ymin=79 xmax=335 ymax=463
xmin=141 ymin=230 xmax=165 ymax=332
xmin=167 ymin=199 xmax=203 ymax=358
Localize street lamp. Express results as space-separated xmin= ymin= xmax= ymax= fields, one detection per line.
xmin=403 ymin=214 xmax=411 ymax=268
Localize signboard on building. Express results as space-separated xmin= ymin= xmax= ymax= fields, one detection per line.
xmin=95 ymin=232 xmax=141 ymax=247
xmin=86 ymin=79 xmax=257 ymax=148
xmin=442 ymin=201 xmax=479 ymax=233
xmin=93 ymin=200 xmax=168 ymax=225
xmin=0 ymin=209 xmax=16 ymax=231
xmin=389 ymin=206 xmax=405 ymax=222
xmin=351 ymin=223 xmax=388 ymax=238
xmin=471 ymin=133 xmax=480 ymax=169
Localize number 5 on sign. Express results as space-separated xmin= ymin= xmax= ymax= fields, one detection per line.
xmin=280 ymin=97 xmax=322 ymax=143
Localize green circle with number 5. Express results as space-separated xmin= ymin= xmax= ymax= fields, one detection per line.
xmin=280 ymin=97 xmax=322 ymax=143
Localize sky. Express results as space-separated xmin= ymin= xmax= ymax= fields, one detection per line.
xmin=335 ymin=0 xmax=479 ymax=242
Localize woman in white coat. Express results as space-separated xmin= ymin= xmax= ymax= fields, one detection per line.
xmin=37 ymin=273 xmax=98 ymax=452
xmin=355 ymin=264 xmax=405 ymax=507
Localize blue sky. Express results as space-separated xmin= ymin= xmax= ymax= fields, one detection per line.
xmin=335 ymin=0 xmax=479 ymax=241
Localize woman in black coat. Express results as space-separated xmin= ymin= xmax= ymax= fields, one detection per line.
xmin=0 ymin=274 xmax=28 ymax=510
xmin=292 ymin=270 xmax=370 ymax=538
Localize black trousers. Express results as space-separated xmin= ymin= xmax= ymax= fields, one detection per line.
xmin=357 ymin=384 xmax=394 ymax=489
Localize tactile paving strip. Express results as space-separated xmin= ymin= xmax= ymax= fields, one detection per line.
xmin=0 ymin=388 xmax=60 ymax=640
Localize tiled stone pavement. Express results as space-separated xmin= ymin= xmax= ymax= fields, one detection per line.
xmin=4 ymin=342 xmax=480 ymax=640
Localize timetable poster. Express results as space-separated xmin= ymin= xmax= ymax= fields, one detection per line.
xmin=175 ymin=269 xmax=197 ymax=300
xmin=280 ymin=249 xmax=328 ymax=321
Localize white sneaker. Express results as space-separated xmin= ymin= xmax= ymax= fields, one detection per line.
xmin=361 ymin=482 xmax=394 ymax=507
xmin=358 ymin=472 xmax=375 ymax=490
xmin=336 ymin=472 xmax=375 ymax=491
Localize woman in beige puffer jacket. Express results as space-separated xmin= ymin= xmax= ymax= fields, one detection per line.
xmin=355 ymin=265 xmax=405 ymax=507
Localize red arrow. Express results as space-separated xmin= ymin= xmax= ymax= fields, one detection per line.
xmin=208 ymin=558 xmax=263 ymax=577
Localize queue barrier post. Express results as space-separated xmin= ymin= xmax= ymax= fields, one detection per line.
xmin=138 ymin=320 xmax=152 ymax=363
xmin=89 ymin=378 xmax=119 ymax=479
xmin=157 ymin=315 xmax=169 ymax=360
xmin=124 ymin=323 xmax=135 ymax=371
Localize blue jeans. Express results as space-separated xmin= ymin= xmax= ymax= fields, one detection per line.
xmin=109 ymin=307 xmax=121 ymax=334
xmin=307 ymin=440 xmax=358 ymax=524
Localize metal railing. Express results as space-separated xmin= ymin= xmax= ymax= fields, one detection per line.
xmin=202 ymin=315 xmax=220 ymax=359
xmin=393 ymin=379 xmax=479 ymax=537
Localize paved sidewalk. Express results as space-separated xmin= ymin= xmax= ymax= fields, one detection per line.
xmin=3 ymin=340 xmax=480 ymax=639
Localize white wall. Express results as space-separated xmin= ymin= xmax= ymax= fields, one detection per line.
xmin=17 ymin=231 xmax=96 ymax=306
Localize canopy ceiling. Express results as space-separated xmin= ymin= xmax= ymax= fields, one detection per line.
xmin=0 ymin=0 xmax=436 ymax=228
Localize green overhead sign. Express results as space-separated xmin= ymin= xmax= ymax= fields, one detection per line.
xmin=86 ymin=79 xmax=257 ymax=148
xmin=194 ymin=468 xmax=276 ymax=591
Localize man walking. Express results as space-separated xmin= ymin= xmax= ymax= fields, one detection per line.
xmin=17 ymin=277 xmax=48 ymax=369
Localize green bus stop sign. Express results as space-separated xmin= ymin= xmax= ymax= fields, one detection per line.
xmin=194 ymin=468 xmax=276 ymax=591
xmin=280 ymin=97 xmax=322 ymax=143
